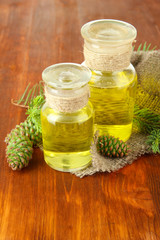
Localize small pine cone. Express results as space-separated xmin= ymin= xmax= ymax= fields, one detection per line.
xmin=97 ymin=135 xmax=130 ymax=158
xmin=6 ymin=137 xmax=33 ymax=170
xmin=5 ymin=119 xmax=42 ymax=170
xmin=5 ymin=120 xmax=42 ymax=146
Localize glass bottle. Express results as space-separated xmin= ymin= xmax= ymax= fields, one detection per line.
xmin=41 ymin=63 xmax=94 ymax=172
xmin=81 ymin=19 xmax=137 ymax=141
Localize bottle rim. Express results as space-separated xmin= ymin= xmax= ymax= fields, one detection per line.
xmin=81 ymin=19 xmax=137 ymax=44
xmin=42 ymin=62 xmax=91 ymax=90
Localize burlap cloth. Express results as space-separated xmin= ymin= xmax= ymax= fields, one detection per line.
xmin=44 ymin=85 xmax=90 ymax=113
xmin=73 ymin=50 xmax=160 ymax=177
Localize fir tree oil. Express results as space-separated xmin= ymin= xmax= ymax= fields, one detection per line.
xmin=41 ymin=63 xmax=94 ymax=172
xmin=81 ymin=19 xmax=137 ymax=141
xmin=89 ymin=65 xmax=137 ymax=141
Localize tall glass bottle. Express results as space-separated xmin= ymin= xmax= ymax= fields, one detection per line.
xmin=41 ymin=63 xmax=94 ymax=172
xmin=81 ymin=19 xmax=137 ymax=141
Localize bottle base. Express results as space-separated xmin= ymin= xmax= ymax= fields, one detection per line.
xmin=43 ymin=149 xmax=92 ymax=172
xmin=94 ymin=123 xmax=132 ymax=142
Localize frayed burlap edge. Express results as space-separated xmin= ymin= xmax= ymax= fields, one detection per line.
xmin=72 ymin=133 xmax=152 ymax=178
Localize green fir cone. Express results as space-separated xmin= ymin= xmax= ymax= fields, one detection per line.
xmin=5 ymin=120 xmax=42 ymax=146
xmin=6 ymin=137 xmax=33 ymax=170
xmin=5 ymin=95 xmax=45 ymax=170
xmin=97 ymin=135 xmax=130 ymax=158
xmin=5 ymin=120 xmax=42 ymax=170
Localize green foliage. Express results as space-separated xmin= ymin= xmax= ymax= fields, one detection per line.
xmin=133 ymin=42 xmax=157 ymax=51
xmin=12 ymin=82 xmax=44 ymax=107
xmin=146 ymin=129 xmax=160 ymax=154
xmin=133 ymin=105 xmax=160 ymax=134
xmin=26 ymin=95 xmax=45 ymax=133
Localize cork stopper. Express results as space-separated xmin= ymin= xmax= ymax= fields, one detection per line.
xmin=42 ymin=63 xmax=91 ymax=113
xmin=81 ymin=19 xmax=137 ymax=71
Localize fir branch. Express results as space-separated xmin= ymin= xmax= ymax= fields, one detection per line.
xmin=146 ymin=129 xmax=160 ymax=153
xmin=133 ymin=105 xmax=160 ymax=134
xmin=133 ymin=42 xmax=157 ymax=51
xmin=26 ymin=95 xmax=45 ymax=133
xmin=12 ymin=82 xmax=44 ymax=108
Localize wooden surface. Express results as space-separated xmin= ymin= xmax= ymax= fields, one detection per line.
xmin=0 ymin=0 xmax=160 ymax=239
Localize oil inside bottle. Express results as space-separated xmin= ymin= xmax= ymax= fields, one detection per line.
xmin=41 ymin=102 xmax=93 ymax=172
xmin=89 ymin=64 xmax=137 ymax=141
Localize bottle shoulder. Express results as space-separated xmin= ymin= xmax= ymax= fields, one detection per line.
xmin=41 ymin=101 xmax=94 ymax=124
xmin=89 ymin=63 xmax=137 ymax=88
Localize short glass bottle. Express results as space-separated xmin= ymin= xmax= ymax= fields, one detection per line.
xmin=81 ymin=19 xmax=137 ymax=141
xmin=41 ymin=63 xmax=94 ymax=172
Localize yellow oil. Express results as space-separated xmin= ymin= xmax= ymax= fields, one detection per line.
xmin=89 ymin=65 xmax=137 ymax=141
xmin=41 ymin=102 xmax=94 ymax=172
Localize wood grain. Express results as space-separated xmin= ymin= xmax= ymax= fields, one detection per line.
xmin=0 ymin=0 xmax=160 ymax=239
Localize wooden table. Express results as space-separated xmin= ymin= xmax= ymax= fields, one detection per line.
xmin=0 ymin=0 xmax=160 ymax=239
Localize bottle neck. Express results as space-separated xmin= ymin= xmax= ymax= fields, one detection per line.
xmin=83 ymin=40 xmax=133 ymax=72
xmin=44 ymin=85 xmax=90 ymax=113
